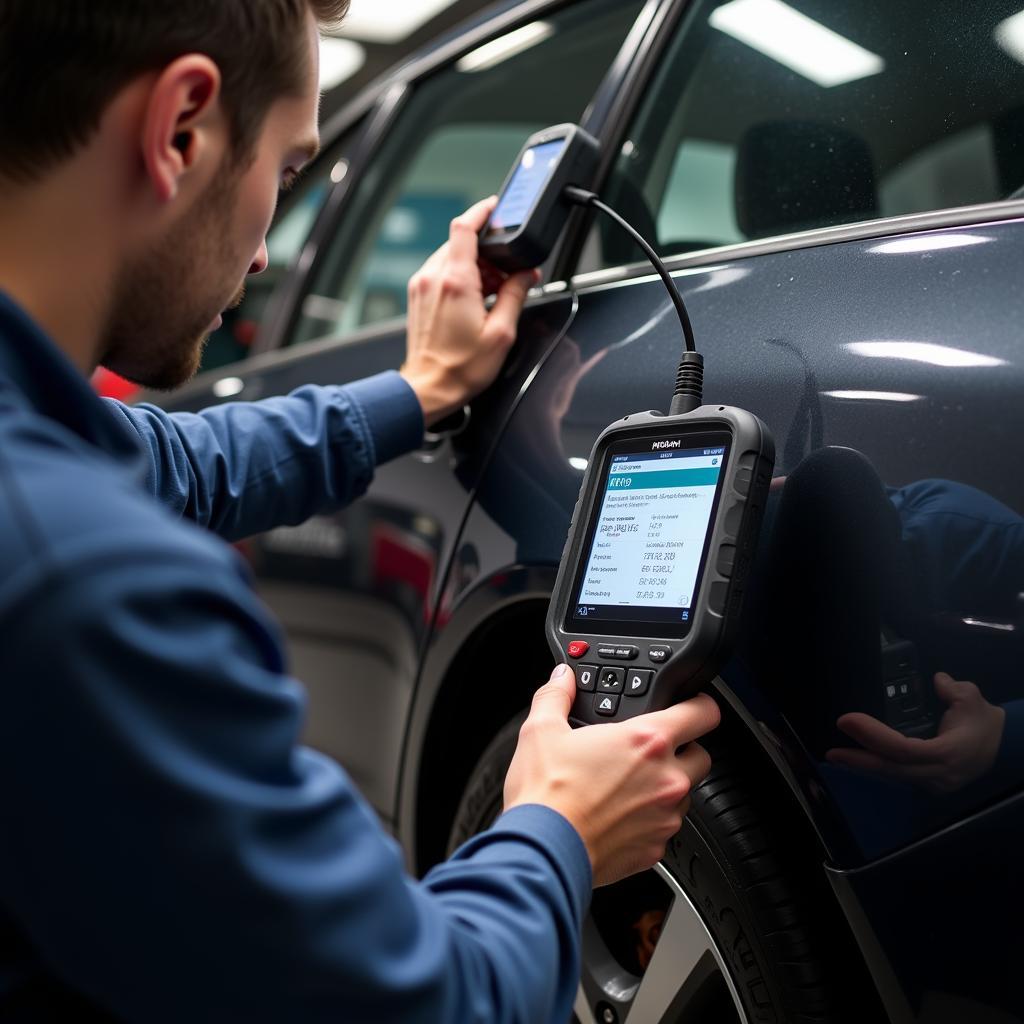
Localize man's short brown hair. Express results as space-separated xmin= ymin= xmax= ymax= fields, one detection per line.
xmin=0 ymin=1 xmax=349 ymax=182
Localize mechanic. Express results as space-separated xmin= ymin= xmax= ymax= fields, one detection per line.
xmin=0 ymin=3 xmax=720 ymax=1021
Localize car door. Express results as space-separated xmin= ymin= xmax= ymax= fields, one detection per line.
xmin=158 ymin=0 xmax=650 ymax=828
xmin=430 ymin=0 xmax=1024 ymax=1020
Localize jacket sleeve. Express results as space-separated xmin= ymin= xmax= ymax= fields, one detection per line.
xmin=105 ymin=371 xmax=424 ymax=541
xmin=0 ymin=535 xmax=591 ymax=1024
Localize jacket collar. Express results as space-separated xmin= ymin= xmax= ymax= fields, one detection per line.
xmin=0 ymin=290 xmax=146 ymax=469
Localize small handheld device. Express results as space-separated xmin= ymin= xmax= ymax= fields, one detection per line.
xmin=881 ymin=636 xmax=937 ymax=739
xmin=480 ymin=124 xmax=600 ymax=273
xmin=477 ymin=123 xmax=779 ymax=723
xmin=547 ymin=409 xmax=773 ymax=724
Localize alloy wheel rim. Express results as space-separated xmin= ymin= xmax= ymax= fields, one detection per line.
xmin=574 ymin=863 xmax=750 ymax=1024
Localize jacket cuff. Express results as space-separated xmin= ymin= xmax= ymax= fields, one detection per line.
xmin=343 ymin=371 xmax=424 ymax=467
xmin=493 ymin=804 xmax=593 ymax=914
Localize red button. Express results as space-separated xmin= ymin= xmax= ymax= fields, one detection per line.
xmin=567 ymin=640 xmax=590 ymax=659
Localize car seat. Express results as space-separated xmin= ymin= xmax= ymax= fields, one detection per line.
xmin=734 ymin=120 xmax=879 ymax=239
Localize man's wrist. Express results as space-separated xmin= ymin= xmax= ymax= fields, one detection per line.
xmin=399 ymin=367 xmax=463 ymax=428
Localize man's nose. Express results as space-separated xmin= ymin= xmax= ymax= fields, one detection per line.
xmin=249 ymin=240 xmax=270 ymax=276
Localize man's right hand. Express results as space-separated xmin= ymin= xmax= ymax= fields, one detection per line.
xmin=503 ymin=664 xmax=720 ymax=887
xmin=400 ymin=196 xmax=538 ymax=428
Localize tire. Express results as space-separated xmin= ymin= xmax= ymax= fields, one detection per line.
xmin=447 ymin=716 xmax=852 ymax=1024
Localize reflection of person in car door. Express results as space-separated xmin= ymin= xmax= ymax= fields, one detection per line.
xmin=757 ymin=454 xmax=1020 ymax=796
xmin=0 ymin=3 xmax=721 ymax=1021
xmin=827 ymin=479 xmax=1023 ymax=795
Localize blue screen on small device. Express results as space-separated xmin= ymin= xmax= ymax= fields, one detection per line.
xmin=489 ymin=139 xmax=566 ymax=232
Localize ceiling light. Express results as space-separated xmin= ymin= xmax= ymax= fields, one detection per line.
xmin=846 ymin=341 xmax=1006 ymax=368
xmin=709 ymin=0 xmax=884 ymax=87
xmin=822 ymin=390 xmax=923 ymax=402
xmin=869 ymin=234 xmax=990 ymax=254
xmin=213 ymin=377 xmax=245 ymax=399
xmin=337 ymin=0 xmax=457 ymax=44
xmin=456 ymin=22 xmax=555 ymax=73
xmin=996 ymin=10 xmax=1024 ymax=64
xmin=319 ymin=37 xmax=365 ymax=91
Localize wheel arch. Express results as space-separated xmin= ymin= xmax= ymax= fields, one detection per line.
xmin=398 ymin=568 xmax=556 ymax=876
xmin=397 ymin=564 xmax=852 ymax=877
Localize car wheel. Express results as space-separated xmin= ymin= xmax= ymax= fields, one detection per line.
xmin=448 ymin=716 xmax=841 ymax=1024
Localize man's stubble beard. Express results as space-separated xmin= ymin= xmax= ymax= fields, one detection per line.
xmin=101 ymin=168 xmax=244 ymax=392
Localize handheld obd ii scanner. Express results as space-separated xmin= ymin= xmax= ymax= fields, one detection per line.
xmin=482 ymin=126 xmax=775 ymax=724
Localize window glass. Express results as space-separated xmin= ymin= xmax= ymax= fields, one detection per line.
xmin=292 ymin=0 xmax=645 ymax=347
xmin=582 ymin=0 xmax=1024 ymax=271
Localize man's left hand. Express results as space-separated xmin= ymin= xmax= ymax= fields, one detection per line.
xmin=400 ymin=196 xmax=539 ymax=427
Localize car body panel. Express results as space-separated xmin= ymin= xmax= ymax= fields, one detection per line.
xmin=399 ymin=216 xmax=1024 ymax=1020
xmin=828 ymin=788 xmax=1024 ymax=1023
xmin=438 ymin=217 xmax=1024 ymax=859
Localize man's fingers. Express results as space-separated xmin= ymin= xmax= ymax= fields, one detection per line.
xmin=825 ymin=747 xmax=890 ymax=773
xmin=479 ymin=263 xmax=506 ymax=298
xmin=825 ymin=747 xmax=939 ymax=785
xmin=448 ymin=196 xmax=498 ymax=263
xmin=527 ymin=664 xmax=575 ymax=726
xmin=484 ymin=271 xmax=535 ymax=345
xmin=834 ymin=713 xmax=939 ymax=764
xmin=643 ymin=693 xmax=722 ymax=749
xmin=418 ymin=242 xmax=449 ymax=276
xmin=933 ymin=672 xmax=972 ymax=705
xmin=676 ymin=742 xmax=712 ymax=791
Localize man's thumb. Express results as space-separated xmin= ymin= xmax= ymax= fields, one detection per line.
xmin=933 ymin=671 xmax=964 ymax=704
xmin=487 ymin=271 xmax=535 ymax=338
xmin=528 ymin=664 xmax=575 ymax=724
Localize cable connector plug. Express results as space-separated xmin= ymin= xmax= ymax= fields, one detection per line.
xmin=563 ymin=185 xmax=599 ymax=207
xmin=669 ymin=351 xmax=704 ymax=415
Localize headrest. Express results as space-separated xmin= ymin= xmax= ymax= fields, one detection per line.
xmin=735 ymin=121 xmax=878 ymax=239
xmin=994 ymin=106 xmax=1024 ymax=198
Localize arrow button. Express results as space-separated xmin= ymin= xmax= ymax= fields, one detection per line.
xmin=595 ymin=694 xmax=620 ymax=717
xmin=625 ymin=669 xmax=654 ymax=698
xmin=598 ymin=667 xmax=625 ymax=694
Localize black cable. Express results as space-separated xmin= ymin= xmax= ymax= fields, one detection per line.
xmin=563 ymin=186 xmax=696 ymax=354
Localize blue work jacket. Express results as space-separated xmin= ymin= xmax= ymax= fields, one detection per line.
xmin=0 ymin=292 xmax=591 ymax=1022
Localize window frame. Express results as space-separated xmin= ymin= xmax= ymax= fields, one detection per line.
xmin=256 ymin=0 xmax=666 ymax=356
xmin=557 ymin=0 xmax=1024 ymax=292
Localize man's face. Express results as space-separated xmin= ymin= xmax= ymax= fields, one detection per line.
xmin=101 ymin=14 xmax=321 ymax=390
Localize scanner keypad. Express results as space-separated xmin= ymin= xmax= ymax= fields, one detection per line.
xmin=569 ymin=640 xmax=668 ymax=717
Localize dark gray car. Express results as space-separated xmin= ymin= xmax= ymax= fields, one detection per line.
xmin=160 ymin=1 xmax=1024 ymax=1020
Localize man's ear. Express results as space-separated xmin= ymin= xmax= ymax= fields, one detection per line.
xmin=141 ymin=55 xmax=224 ymax=203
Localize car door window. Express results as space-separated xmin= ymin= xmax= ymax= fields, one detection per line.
xmin=580 ymin=0 xmax=1024 ymax=271
xmin=291 ymin=0 xmax=645 ymax=348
